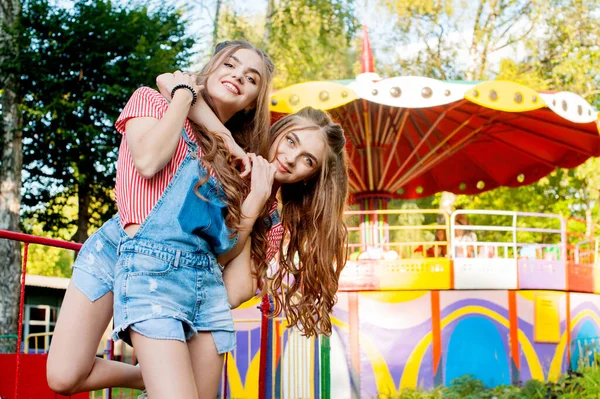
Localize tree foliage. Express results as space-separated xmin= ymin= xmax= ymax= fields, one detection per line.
xmin=215 ymin=0 xmax=359 ymax=88
xmin=457 ymin=0 xmax=600 ymax=231
xmin=17 ymin=0 xmax=194 ymax=242
xmin=380 ymin=0 xmax=542 ymax=80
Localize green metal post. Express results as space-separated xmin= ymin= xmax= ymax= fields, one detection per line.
xmin=320 ymin=335 xmax=331 ymax=399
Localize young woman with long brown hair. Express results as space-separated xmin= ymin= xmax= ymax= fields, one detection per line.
xmin=47 ymin=40 xmax=276 ymax=398
xmin=48 ymin=43 xmax=349 ymax=398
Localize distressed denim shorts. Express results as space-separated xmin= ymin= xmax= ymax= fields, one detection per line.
xmin=71 ymin=215 xmax=121 ymax=302
xmin=111 ymin=239 xmax=236 ymax=354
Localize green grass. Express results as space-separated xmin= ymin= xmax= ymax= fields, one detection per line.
xmin=90 ymin=387 xmax=143 ymax=398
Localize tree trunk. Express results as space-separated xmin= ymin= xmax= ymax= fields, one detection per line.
xmin=263 ymin=0 xmax=275 ymax=44
xmin=212 ymin=0 xmax=222 ymax=49
xmin=466 ymin=0 xmax=485 ymax=81
xmin=75 ymin=181 xmax=90 ymax=243
xmin=586 ymin=205 xmax=594 ymax=238
xmin=0 ymin=0 xmax=23 ymax=354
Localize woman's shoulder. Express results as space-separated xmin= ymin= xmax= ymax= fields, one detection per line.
xmin=130 ymin=86 xmax=168 ymax=105
xmin=116 ymin=87 xmax=168 ymax=134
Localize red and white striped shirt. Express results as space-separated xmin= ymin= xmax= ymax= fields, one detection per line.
xmin=114 ymin=86 xmax=283 ymax=262
xmin=115 ymin=87 xmax=196 ymax=229
xmin=265 ymin=202 xmax=283 ymax=262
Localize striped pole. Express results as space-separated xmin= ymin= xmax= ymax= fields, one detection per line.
xmin=14 ymin=243 xmax=29 ymax=399
xmin=258 ymin=295 xmax=270 ymax=399
xmin=223 ymin=352 xmax=229 ymax=398
xmin=320 ymin=335 xmax=331 ymax=399
xmin=265 ymin=297 xmax=274 ymax=399
xmin=313 ymin=336 xmax=320 ymax=399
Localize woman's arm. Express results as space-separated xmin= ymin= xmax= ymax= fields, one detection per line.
xmin=217 ymin=154 xmax=276 ymax=265
xmin=222 ymin=238 xmax=258 ymax=309
xmin=125 ymin=74 xmax=202 ymax=179
xmin=125 ymin=91 xmax=194 ymax=178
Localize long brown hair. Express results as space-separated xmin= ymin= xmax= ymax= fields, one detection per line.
xmin=191 ymin=41 xmax=275 ymax=233
xmin=255 ymin=107 xmax=349 ymax=337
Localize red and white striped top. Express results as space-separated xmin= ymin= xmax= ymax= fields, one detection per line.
xmin=265 ymin=202 xmax=283 ymax=262
xmin=115 ymin=87 xmax=197 ymax=228
xmin=115 ymin=86 xmax=283 ymax=262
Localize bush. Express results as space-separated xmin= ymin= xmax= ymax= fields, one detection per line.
xmin=379 ymin=367 xmax=600 ymax=399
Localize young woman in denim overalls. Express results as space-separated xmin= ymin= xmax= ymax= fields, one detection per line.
xmin=48 ymin=45 xmax=350 ymax=398
xmin=48 ymin=41 xmax=277 ymax=398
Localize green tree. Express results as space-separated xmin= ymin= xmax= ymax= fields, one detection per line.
xmin=215 ymin=0 xmax=359 ymax=88
xmin=21 ymin=193 xmax=78 ymax=277
xmin=380 ymin=0 xmax=542 ymax=80
xmin=466 ymin=0 xmax=600 ymax=235
xmin=215 ymin=4 xmax=263 ymax=45
xmin=265 ymin=0 xmax=359 ymax=88
xmin=496 ymin=0 xmax=600 ymax=103
xmin=18 ymin=0 xmax=194 ymax=243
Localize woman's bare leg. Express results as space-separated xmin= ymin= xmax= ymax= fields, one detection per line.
xmin=47 ymin=283 xmax=144 ymax=395
xmin=187 ymin=332 xmax=224 ymax=399
xmin=131 ymin=330 xmax=198 ymax=399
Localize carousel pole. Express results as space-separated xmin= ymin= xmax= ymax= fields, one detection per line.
xmin=356 ymin=22 xmax=393 ymax=251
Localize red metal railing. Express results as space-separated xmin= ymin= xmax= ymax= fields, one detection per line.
xmin=0 ymin=230 xmax=82 ymax=399
xmin=0 ymin=229 xmax=269 ymax=399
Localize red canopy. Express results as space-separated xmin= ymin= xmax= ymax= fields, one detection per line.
xmin=270 ymin=76 xmax=600 ymax=200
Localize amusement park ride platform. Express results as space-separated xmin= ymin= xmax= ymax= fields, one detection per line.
xmin=260 ymin=28 xmax=600 ymax=397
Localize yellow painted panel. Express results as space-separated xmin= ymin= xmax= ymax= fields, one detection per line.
xmin=464 ymin=80 xmax=546 ymax=112
xmin=270 ymin=81 xmax=358 ymax=113
xmin=375 ymin=258 xmax=452 ymax=290
xmin=237 ymin=296 xmax=262 ymax=309
xmin=534 ymin=292 xmax=561 ymax=343
xmin=517 ymin=290 xmax=564 ymax=301
xmin=594 ymin=265 xmax=600 ymax=294
xmin=359 ymin=290 xmax=429 ymax=303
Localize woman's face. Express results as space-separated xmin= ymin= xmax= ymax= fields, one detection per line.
xmin=267 ymin=122 xmax=328 ymax=185
xmin=205 ymin=48 xmax=264 ymax=118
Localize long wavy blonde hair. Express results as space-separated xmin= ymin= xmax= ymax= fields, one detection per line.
xmin=253 ymin=107 xmax=350 ymax=337
xmin=191 ymin=41 xmax=275 ymax=234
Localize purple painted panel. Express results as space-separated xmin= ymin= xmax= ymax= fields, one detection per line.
xmin=518 ymin=259 xmax=566 ymax=290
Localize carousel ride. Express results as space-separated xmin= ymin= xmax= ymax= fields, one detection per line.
xmin=225 ymin=28 xmax=600 ymax=399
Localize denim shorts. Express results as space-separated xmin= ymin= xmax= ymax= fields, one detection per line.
xmin=71 ymin=215 xmax=122 ymax=302
xmin=111 ymin=239 xmax=236 ymax=354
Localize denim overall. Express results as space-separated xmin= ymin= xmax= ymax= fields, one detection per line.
xmin=110 ymin=128 xmax=237 ymax=354
xmin=71 ymin=213 xmax=123 ymax=302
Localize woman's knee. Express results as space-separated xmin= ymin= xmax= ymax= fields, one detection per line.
xmin=46 ymin=360 xmax=86 ymax=395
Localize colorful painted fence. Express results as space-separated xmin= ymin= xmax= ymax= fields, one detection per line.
xmin=324 ymin=290 xmax=600 ymax=398
xmin=4 ymin=208 xmax=600 ymax=399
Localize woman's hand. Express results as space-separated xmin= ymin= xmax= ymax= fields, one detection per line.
xmin=225 ymin=136 xmax=251 ymax=178
xmin=156 ymin=71 xmax=203 ymax=105
xmin=247 ymin=153 xmax=276 ymax=211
